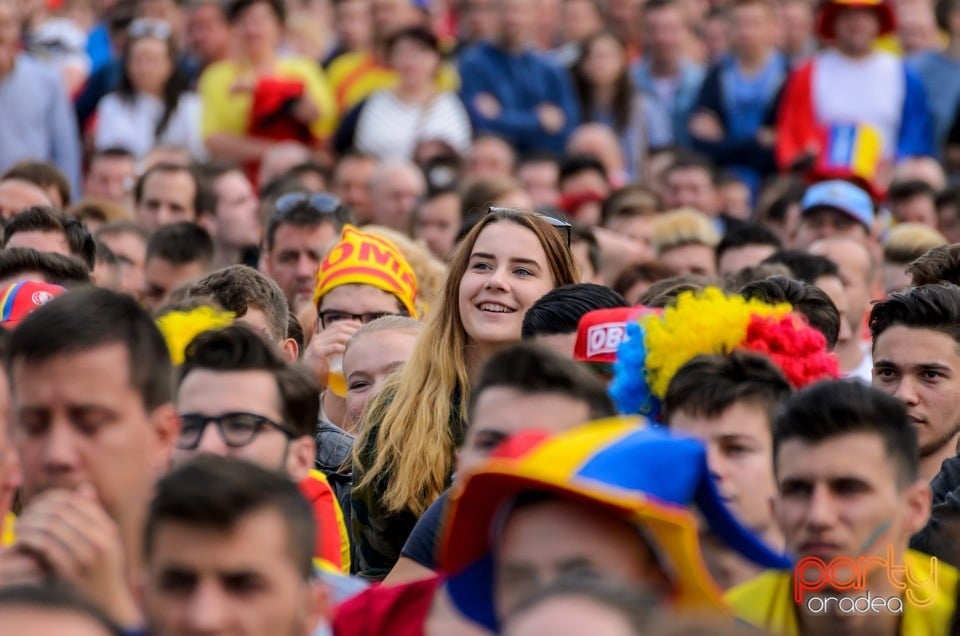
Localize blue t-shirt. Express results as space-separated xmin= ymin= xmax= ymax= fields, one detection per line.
xmin=399 ymin=489 xmax=449 ymax=570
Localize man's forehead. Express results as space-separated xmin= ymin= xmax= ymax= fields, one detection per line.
xmin=776 ymin=432 xmax=889 ymax=472
xmin=874 ymin=326 xmax=960 ymax=363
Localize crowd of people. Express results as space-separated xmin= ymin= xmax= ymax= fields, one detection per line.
xmin=3 ymin=0 xmax=960 ymax=633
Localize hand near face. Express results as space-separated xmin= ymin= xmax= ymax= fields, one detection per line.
xmin=302 ymin=320 xmax=362 ymax=390
xmin=13 ymin=484 xmax=142 ymax=627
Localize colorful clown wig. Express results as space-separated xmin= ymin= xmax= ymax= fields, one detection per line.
xmin=611 ymin=287 xmax=839 ymax=417
xmin=155 ymin=305 xmax=236 ymax=365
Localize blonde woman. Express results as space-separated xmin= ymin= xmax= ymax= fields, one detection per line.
xmin=351 ymin=208 xmax=578 ymax=579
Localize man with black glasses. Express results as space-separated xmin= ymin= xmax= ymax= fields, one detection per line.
xmin=172 ymin=324 xmax=351 ymax=573
xmin=260 ymin=191 xmax=350 ymax=310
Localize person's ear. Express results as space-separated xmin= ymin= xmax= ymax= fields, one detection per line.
xmin=149 ymin=403 xmax=180 ymax=474
xmin=306 ymin=578 xmax=332 ymax=633
xmin=282 ymin=337 xmax=299 ymax=362
xmin=902 ymin=480 xmax=933 ymax=537
xmin=285 ymin=436 xmax=315 ymax=483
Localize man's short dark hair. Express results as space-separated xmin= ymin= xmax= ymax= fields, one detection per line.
xmin=3 ymin=206 xmax=96 ymax=269
xmin=134 ymin=163 xmax=205 ymax=216
xmin=184 ymin=266 xmax=289 ymax=343
xmin=716 ymin=223 xmax=781 ymax=265
xmin=907 ymin=244 xmax=960 ymax=286
xmin=90 ymin=146 xmax=136 ymax=163
xmin=611 ymin=261 xmax=679 ymax=299
xmin=0 ymin=248 xmax=91 ymax=287
xmin=740 ymin=276 xmax=841 ymax=349
xmin=224 ymin=0 xmax=285 ymax=22
xmin=263 ymin=193 xmax=347 ymax=252
xmin=178 ymin=325 xmax=318 ymax=437
xmin=637 ymin=274 xmax=724 ymax=308
xmin=287 ymin=311 xmax=304 ymax=356
xmin=469 ymin=342 xmax=617 ymax=423
xmin=96 ymin=220 xmax=150 ymax=244
xmin=558 ymin=154 xmax=607 ymax=186
xmin=665 ymin=150 xmax=718 ymax=185
xmin=0 ymin=585 xmax=123 ymax=636
xmin=521 ymin=283 xmax=628 ymax=338
xmin=869 ymin=283 xmax=960 ymax=349
xmin=762 ymin=250 xmax=839 ymax=284
xmin=2 ymin=160 xmax=71 ymax=206
xmin=7 ymin=287 xmax=173 ymax=411
xmin=145 ymin=455 xmax=314 ymax=579
xmin=664 ymin=351 xmax=792 ymax=424
xmin=888 ymin=179 xmax=937 ymax=206
xmin=773 ymin=380 xmax=918 ymax=487
xmin=146 ymin=222 xmax=215 ymax=267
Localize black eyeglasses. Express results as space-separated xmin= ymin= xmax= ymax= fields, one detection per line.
xmin=318 ymin=310 xmax=400 ymax=329
xmin=128 ymin=18 xmax=172 ymax=40
xmin=487 ymin=206 xmax=572 ymax=248
xmin=177 ymin=412 xmax=295 ymax=450
xmin=274 ymin=192 xmax=348 ymax=223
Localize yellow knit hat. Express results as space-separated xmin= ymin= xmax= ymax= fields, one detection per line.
xmin=313 ymin=225 xmax=419 ymax=318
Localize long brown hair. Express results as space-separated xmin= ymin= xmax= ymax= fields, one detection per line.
xmin=353 ymin=209 xmax=578 ymax=515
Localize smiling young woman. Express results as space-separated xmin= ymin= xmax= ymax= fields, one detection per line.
xmin=351 ymin=208 xmax=578 ymax=580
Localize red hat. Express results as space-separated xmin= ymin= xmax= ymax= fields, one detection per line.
xmin=816 ymin=0 xmax=896 ymax=40
xmin=0 ymin=281 xmax=66 ymax=329
xmin=573 ymin=307 xmax=642 ymax=364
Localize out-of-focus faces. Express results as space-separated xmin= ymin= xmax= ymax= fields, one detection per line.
xmin=85 ymin=155 xmax=136 ymax=205
xmin=333 ymin=156 xmax=377 ymax=225
xmin=580 ymin=33 xmax=626 ymax=89
xmin=98 ymin=229 xmax=148 ymax=300
xmin=334 ymin=0 xmax=373 ymax=51
xmin=213 ymin=170 xmax=261 ymax=249
xmin=412 ymin=192 xmax=461 ymax=261
xmin=0 ymin=179 xmax=54 ymax=220
xmin=664 ymin=167 xmax=720 ymax=217
xmin=659 ymin=243 xmax=717 ymax=276
xmin=185 ymin=1 xmax=232 ymax=64
xmin=832 ymin=6 xmax=881 ymax=58
xmin=233 ymin=0 xmax=282 ymax=58
xmin=127 ymin=36 xmax=173 ymax=96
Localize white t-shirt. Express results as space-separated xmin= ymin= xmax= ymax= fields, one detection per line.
xmin=353 ymin=90 xmax=471 ymax=161
xmin=813 ymin=49 xmax=904 ymax=158
xmin=94 ymin=91 xmax=206 ymax=160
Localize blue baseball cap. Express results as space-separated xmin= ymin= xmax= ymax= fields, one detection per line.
xmin=801 ymin=180 xmax=875 ymax=229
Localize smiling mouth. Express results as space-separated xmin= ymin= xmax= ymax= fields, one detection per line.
xmin=477 ymin=302 xmax=516 ymax=314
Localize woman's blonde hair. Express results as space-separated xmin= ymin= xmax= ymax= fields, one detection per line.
xmin=652 ymin=208 xmax=720 ymax=254
xmin=353 ymin=208 xmax=578 ymax=515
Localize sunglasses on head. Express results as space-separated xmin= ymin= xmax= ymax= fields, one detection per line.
xmin=128 ymin=18 xmax=172 ymax=40
xmin=487 ymin=206 xmax=572 ymax=248
xmin=274 ymin=192 xmax=347 ymax=223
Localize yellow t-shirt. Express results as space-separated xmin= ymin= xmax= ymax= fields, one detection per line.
xmin=326 ymin=50 xmax=459 ymax=113
xmin=198 ymin=57 xmax=338 ymax=141
xmin=726 ymin=550 xmax=958 ymax=636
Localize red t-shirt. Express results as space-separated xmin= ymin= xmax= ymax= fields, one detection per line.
xmin=332 ymin=576 xmax=442 ymax=636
